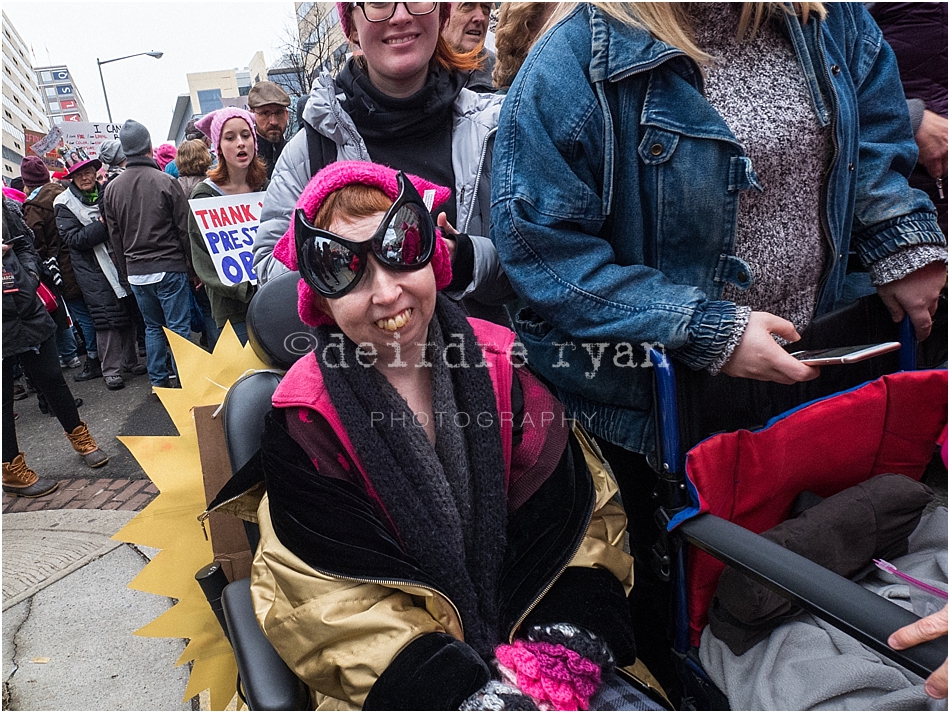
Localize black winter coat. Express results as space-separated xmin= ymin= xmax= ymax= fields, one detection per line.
xmin=2 ymin=198 xmax=56 ymax=357
xmin=869 ymin=2 xmax=948 ymax=118
xmin=54 ymin=184 xmax=134 ymax=331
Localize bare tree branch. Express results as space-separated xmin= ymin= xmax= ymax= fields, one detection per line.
xmin=270 ymin=3 xmax=349 ymax=97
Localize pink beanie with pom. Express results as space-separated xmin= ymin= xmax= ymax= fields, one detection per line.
xmin=194 ymin=107 xmax=258 ymax=155
xmin=273 ymin=160 xmax=453 ymax=327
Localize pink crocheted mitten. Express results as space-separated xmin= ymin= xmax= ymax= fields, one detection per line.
xmin=495 ymin=640 xmax=603 ymax=711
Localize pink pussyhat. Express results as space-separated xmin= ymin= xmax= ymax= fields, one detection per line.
xmin=194 ymin=107 xmax=258 ymax=155
xmin=273 ymin=160 xmax=453 ymax=327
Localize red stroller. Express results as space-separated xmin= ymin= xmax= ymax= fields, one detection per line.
xmin=647 ymin=310 xmax=947 ymax=708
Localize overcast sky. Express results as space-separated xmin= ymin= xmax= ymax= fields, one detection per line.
xmin=5 ymin=2 xmax=299 ymax=146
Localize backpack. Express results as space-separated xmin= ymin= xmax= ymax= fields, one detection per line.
xmin=304 ymin=123 xmax=338 ymax=179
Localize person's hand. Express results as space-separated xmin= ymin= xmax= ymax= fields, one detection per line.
xmin=888 ymin=605 xmax=948 ymax=699
xmin=437 ymin=212 xmax=458 ymax=263
xmin=916 ymin=109 xmax=948 ymax=180
xmin=1 ymin=243 xmax=10 ymax=255
xmin=721 ymin=312 xmax=820 ymax=384
xmin=876 ymin=261 xmax=947 ymax=341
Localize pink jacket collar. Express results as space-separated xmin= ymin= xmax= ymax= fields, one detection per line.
xmin=272 ymin=318 xmax=517 ymax=485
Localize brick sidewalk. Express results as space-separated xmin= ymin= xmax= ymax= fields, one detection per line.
xmin=2 ymin=478 xmax=158 ymax=514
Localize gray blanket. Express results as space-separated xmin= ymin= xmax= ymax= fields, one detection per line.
xmin=699 ymin=507 xmax=948 ymax=710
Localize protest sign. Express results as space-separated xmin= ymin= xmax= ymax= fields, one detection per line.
xmin=26 ymin=128 xmax=65 ymax=170
xmin=58 ymin=122 xmax=122 ymax=161
xmin=188 ymin=192 xmax=265 ymax=286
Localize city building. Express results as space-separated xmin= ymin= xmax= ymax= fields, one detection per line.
xmin=1 ymin=10 xmax=48 ymax=182
xmin=295 ymin=3 xmax=348 ymax=84
xmin=34 ymin=64 xmax=91 ymax=126
xmin=167 ymin=52 xmax=268 ymax=143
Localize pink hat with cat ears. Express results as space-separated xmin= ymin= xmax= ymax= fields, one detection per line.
xmin=194 ymin=107 xmax=257 ymax=155
xmin=273 ymin=160 xmax=453 ymax=327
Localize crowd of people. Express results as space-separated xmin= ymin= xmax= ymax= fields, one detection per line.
xmin=3 ymin=2 xmax=947 ymax=710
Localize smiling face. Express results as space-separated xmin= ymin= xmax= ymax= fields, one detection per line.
xmin=443 ymin=2 xmax=491 ymax=53
xmin=321 ymin=210 xmax=437 ymax=364
xmin=218 ymin=117 xmax=255 ymax=172
xmin=349 ymin=3 xmax=441 ymax=98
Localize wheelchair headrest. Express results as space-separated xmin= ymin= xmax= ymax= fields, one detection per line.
xmin=246 ymin=270 xmax=319 ymax=370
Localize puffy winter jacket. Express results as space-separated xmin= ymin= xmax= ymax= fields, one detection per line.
xmin=23 ymin=183 xmax=83 ymax=302
xmin=54 ymin=184 xmax=133 ymax=331
xmin=208 ymin=319 xmax=639 ymax=710
xmin=2 ymin=198 xmax=56 ymax=357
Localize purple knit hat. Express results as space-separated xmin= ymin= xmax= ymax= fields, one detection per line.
xmin=336 ymin=2 xmax=451 ymax=39
xmin=194 ymin=107 xmax=258 ymax=155
xmin=273 ymin=160 xmax=453 ymax=327
xmin=19 ymin=156 xmax=51 ymax=187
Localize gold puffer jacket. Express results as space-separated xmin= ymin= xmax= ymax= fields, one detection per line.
xmin=246 ymin=422 xmax=632 ymax=710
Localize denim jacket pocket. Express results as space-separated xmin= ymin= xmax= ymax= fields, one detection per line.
xmin=638 ymin=128 xmax=679 ymax=165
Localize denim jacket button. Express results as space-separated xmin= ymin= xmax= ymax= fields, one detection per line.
xmin=650 ymin=143 xmax=663 ymax=156
xmin=849 ymin=163 xmax=855 ymax=171
xmin=831 ymin=64 xmax=841 ymax=75
xmin=737 ymin=270 xmax=748 ymax=282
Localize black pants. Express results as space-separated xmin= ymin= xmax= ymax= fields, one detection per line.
xmin=3 ymin=336 xmax=81 ymax=462
xmin=594 ymin=436 xmax=680 ymax=700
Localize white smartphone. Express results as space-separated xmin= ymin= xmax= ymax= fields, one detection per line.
xmin=789 ymin=342 xmax=901 ymax=366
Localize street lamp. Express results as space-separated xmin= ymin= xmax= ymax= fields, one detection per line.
xmin=96 ymin=52 xmax=164 ymax=123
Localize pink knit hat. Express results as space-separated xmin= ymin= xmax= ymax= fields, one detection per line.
xmin=273 ymin=160 xmax=453 ymax=327
xmin=336 ymin=2 xmax=451 ymax=40
xmin=153 ymin=143 xmax=177 ymax=171
xmin=194 ymin=107 xmax=258 ymax=155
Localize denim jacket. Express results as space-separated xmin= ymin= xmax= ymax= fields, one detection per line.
xmin=490 ymin=3 xmax=944 ymax=454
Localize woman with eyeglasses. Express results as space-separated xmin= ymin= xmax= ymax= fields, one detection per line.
xmin=186 ymin=108 xmax=269 ymax=345
xmin=207 ymin=162 xmax=668 ymax=711
xmin=251 ymin=2 xmax=515 ymax=324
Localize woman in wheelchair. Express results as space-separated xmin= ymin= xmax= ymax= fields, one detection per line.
xmin=209 ymin=161 xmax=666 ymax=711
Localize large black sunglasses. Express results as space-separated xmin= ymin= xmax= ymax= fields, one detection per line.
xmin=295 ymin=172 xmax=437 ymax=299
xmin=351 ymin=2 xmax=437 ymax=23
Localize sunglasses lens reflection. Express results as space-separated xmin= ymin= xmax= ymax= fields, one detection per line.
xmin=307 ymin=239 xmax=362 ymax=293
xmin=379 ymin=203 xmax=430 ymax=266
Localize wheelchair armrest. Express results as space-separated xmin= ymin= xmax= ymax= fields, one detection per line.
xmin=677 ymin=513 xmax=947 ymax=679
xmin=221 ymin=578 xmax=311 ymax=711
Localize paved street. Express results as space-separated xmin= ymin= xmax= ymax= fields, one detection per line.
xmin=4 ymin=360 xmax=176 ymax=514
xmin=3 ymin=359 xmax=198 ymax=711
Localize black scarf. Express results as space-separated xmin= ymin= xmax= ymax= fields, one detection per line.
xmin=316 ymin=295 xmax=507 ymax=656
xmin=337 ymin=60 xmax=465 ymax=142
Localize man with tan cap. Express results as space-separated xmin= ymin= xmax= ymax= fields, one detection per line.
xmin=247 ymin=80 xmax=290 ymax=178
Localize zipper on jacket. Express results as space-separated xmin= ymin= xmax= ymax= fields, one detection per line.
xmin=461 ymin=127 xmax=496 ymax=234
xmin=311 ymin=565 xmax=465 ymax=640
xmin=937 ymin=177 xmax=945 ymax=200
xmin=198 ymin=500 xmax=466 ymax=635
xmin=813 ymin=26 xmax=840 ymax=306
xmin=506 ymin=491 xmax=596 ymax=642
xmin=329 ymin=97 xmax=368 ymax=162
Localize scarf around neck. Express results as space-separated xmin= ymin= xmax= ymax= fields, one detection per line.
xmin=316 ymin=294 xmax=507 ymax=656
xmin=337 ymin=60 xmax=465 ymax=142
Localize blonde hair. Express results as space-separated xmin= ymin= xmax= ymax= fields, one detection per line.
xmin=595 ymin=3 xmax=826 ymax=64
xmin=493 ymin=3 xmax=574 ymax=89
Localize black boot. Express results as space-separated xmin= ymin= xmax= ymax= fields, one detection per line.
xmin=74 ymin=357 xmax=102 ymax=382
